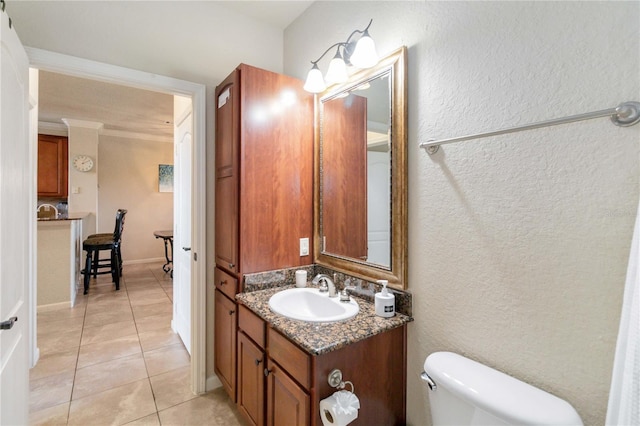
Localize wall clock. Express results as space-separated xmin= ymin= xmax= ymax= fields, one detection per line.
xmin=72 ymin=155 xmax=94 ymax=172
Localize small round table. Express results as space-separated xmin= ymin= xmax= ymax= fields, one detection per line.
xmin=153 ymin=230 xmax=173 ymax=276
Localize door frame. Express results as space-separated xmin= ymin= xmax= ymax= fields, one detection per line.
xmin=26 ymin=47 xmax=207 ymax=394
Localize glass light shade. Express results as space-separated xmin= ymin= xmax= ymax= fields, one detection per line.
xmin=303 ymin=64 xmax=326 ymax=93
xmin=325 ymin=52 xmax=348 ymax=85
xmin=349 ymin=31 xmax=378 ymax=68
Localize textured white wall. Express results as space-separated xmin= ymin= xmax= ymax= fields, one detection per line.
xmin=285 ymin=2 xmax=639 ymax=425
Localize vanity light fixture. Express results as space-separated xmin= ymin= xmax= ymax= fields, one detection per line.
xmin=303 ymin=19 xmax=379 ymax=93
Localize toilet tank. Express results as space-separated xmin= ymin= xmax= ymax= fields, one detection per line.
xmin=423 ymin=352 xmax=583 ymax=426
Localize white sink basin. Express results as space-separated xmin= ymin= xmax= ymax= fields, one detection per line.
xmin=268 ymin=288 xmax=359 ymax=323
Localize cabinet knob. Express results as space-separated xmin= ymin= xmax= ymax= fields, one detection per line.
xmin=229 ymin=263 xmax=235 ymax=269
xmin=229 ymin=310 xmax=235 ymax=316
xmin=220 ymin=279 xmax=227 ymax=286
xmin=264 ymin=368 xmax=272 ymax=377
xmin=255 ymin=358 xmax=263 ymax=366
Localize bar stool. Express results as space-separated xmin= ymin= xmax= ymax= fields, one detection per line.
xmin=81 ymin=209 xmax=127 ymax=294
xmin=87 ymin=209 xmax=127 ymax=278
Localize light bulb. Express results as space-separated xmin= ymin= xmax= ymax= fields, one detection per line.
xmin=303 ymin=64 xmax=326 ymax=93
xmin=350 ymin=30 xmax=378 ymax=68
xmin=325 ymin=50 xmax=348 ymax=85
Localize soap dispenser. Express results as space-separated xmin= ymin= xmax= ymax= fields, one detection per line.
xmin=375 ymin=280 xmax=395 ymax=318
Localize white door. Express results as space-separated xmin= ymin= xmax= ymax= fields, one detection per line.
xmin=367 ymin=151 xmax=391 ymax=266
xmin=172 ymin=101 xmax=192 ymax=354
xmin=0 ymin=10 xmax=31 ymax=425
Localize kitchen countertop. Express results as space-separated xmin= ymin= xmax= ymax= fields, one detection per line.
xmin=37 ymin=212 xmax=91 ymax=222
xmin=236 ymin=285 xmax=413 ymax=356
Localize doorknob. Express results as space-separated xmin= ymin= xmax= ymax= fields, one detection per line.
xmin=0 ymin=316 xmax=17 ymax=330
xmin=182 ymin=247 xmax=191 ymax=251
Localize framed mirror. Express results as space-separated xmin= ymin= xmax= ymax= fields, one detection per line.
xmin=313 ymin=46 xmax=407 ymax=289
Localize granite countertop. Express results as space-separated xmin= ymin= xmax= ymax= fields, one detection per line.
xmin=236 ymin=285 xmax=412 ymax=356
xmin=37 ymin=212 xmax=90 ymax=222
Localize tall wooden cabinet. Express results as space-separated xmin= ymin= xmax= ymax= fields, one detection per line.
xmin=37 ymin=134 xmax=68 ymax=198
xmin=214 ymin=64 xmax=314 ymax=402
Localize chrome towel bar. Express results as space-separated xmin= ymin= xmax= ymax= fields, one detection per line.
xmin=421 ymin=101 xmax=640 ymax=154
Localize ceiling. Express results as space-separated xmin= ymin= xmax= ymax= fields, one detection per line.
xmin=223 ymin=1 xmax=313 ymax=29
xmin=37 ymin=1 xmax=314 ymax=142
xmin=39 ymin=71 xmax=175 ymax=140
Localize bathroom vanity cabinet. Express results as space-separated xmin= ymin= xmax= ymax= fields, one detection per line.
xmin=236 ymin=300 xmax=407 ymax=426
xmin=213 ymin=64 xmax=314 ymax=402
xmin=214 ymin=268 xmax=238 ymax=398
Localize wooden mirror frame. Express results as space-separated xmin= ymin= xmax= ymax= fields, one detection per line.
xmin=313 ymin=46 xmax=408 ymax=289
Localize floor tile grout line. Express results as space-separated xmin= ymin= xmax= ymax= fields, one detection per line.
xmin=65 ymin=281 xmax=91 ymax=426
xmin=125 ymin=267 xmax=163 ymax=416
xmin=30 ymin=263 xmax=184 ymax=425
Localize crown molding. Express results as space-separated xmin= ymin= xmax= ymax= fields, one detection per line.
xmin=41 ymin=120 xmax=171 ymax=142
xmin=100 ymin=128 xmax=173 ymax=143
xmin=38 ymin=121 xmax=68 ymax=136
xmin=62 ymin=118 xmax=104 ymax=130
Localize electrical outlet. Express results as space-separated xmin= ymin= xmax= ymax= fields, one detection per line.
xmin=300 ymin=237 xmax=309 ymax=256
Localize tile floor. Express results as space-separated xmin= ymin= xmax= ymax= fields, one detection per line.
xmin=30 ymin=262 xmax=245 ymax=426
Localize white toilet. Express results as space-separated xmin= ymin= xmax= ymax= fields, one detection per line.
xmin=422 ymin=352 xmax=583 ymax=425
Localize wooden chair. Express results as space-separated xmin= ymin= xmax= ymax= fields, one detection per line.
xmin=81 ymin=209 xmax=127 ymax=294
xmin=87 ymin=209 xmax=127 ymax=278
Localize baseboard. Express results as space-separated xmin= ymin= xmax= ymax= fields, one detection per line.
xmin=122 ymin=257 xmax=165 ymax=265
xmin=206 ymin=375 xmax=222 ymax=392
xmin=31 ymin=347 xmax=40 ymax=369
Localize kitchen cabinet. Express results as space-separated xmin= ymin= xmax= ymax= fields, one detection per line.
xmin=38 ymin=134 xmax=68 ymax=197
xmin=214 ymin=63 xmax=314 ymax=401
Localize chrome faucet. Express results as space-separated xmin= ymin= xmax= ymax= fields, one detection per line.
xmin=339 ymin=286 xmax=357 ymax=303
xmin=312 ymin=274 xmax=337 ymax=297
xmin=37 ymin=203 xmax=58 ymax=219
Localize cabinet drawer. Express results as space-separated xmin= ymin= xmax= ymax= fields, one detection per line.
xmin=267 ymin=328 xmax=311 ymax=390
xmin=215 ymin=267 xmax=238 ymax=299
xmin=239 ymin=305 xmax=265 ymax=350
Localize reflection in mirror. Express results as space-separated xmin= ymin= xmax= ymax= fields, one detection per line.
xmin=321 ymin=73 xmax=391 ymax=267
xmin=314 ymin=46 xmax=407 ymax=289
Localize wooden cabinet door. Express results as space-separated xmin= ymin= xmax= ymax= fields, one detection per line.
xmin=237 ymin=332 xmax=265 ymax=426
xmin=215 ymin=72 xmax=239 ymax=274
xmin=321 ymin=94 xmax=368 ymax=260
xmin=266 ymin=360 xmax=310 ymax=426
xmin=37 ymin=134 xmax=68 ymax=197
xmin=238 ymin=64 xmax=314 ymax=274
xmin=214 ymin=289 xmax=237 ymax=401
